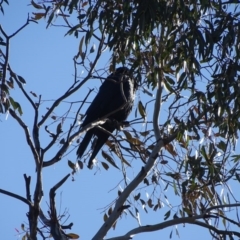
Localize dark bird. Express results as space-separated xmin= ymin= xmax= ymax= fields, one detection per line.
xmin=77 ymin=67 xmax=137 ymax=169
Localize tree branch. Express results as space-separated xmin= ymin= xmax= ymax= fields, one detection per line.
xmin=0 ymin=15 xmax=36 ymax=87
xmin=105 ymin=215 xmax=240 ymax=240
xmin=43 ymin=118 xmax=108 ymax=167
xmin=49 ymin=174 xmax=71 ymax=240
xmin=193 ymin=220 xmax=240 ymax=238
xmin=105 ymin=202 xmax=240 ymax=239
xmin=43 ymin=124 xmax=63 ymax=153
xmin=92 ymin=81 xmax=164 ymax=239
xmin=9 ymin=108 xmax=40 ymax=167
xmin=0 ymin=188 xmax=32 ymax=206
xmin=8 ymin=64 xmax=41 ymax=153
xmin=153 ymin=71 xmax=163 ymax=140
xmin=24 ymin=174 xmax=32 ymax=202
xmin=8 ymin=14 xmax=36 ymax=38
xmin=38 ymin=29 xmax=105 ymax=128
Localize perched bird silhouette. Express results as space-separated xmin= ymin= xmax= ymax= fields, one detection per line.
xmin=77 ymin=67 xmax=137 ymax=169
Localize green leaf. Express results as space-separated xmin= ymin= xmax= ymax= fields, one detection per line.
xmin=164 ymin=78 xmax=174 ymax=92
xmin=139 ymin=130 xmax=150 ymax=136
xmin=120 ymin=156 xmax=131 ymax=167
xmin=31 ymin=0 xmax=43 ymax=9
xmin=9 ymin=97 xmax=23 ymax=115
xmin=183 ymin=207 xmax=192 ymax=216
xmin=217 ymin=140 xmax=227 ymax=152
xmin=17 ymin=75 xmax=26 ymax=84
xmin=89 ymin=44 xmax=95 ymax=53
xmin=173 ymin=213 xmax=179 ymax=219
xmin=103 ymin=213 xmax=108 ymax=222
xmin=46 ymin=11 xmax=54 ymax=28
xmin=102 ymin=150 xmax=119 ymax=169
xmin=173 ymin=181 xmax=179 ymax=195
xmin=138 ymin=101 xmax=146 ymax=120
xmin=65 ymin=24 xmax=82 ymax=36
xmin=68 ymin=0 xmax=79 ymax=14
xmin=78 ymin=35 xmax=84 ymax=59
xmin=0 ymin=103 xmax=3 ymax=113
xmin=178 ymin=72 xmax=186 ymax=87
xmin=134 ymin=193 xmax=141 ymax=201
xmin=0 ymin=5 xmax=4 ymax=14
xmin=232 ymin=155 xmax=240 ymax=163
xmin=164 ymin=210 xmax=171 ymax=220
xmin=235 ymin=173 xmax=240 ymax=183
xmin=101 ymin=161 xmax=109 ymax=170
xmin=123 ymin=130 xmax=132 ymax=141
xmin=68 ymin=160 xmax=76 ymax=170
xmin=165 ymin=76 xmax=175 ymax=85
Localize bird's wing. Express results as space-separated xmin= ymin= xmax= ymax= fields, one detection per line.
xmin=77 ymin=74 xmax=121 ymax=160
xmin=82 ymin=74 xmax=123 ymax=126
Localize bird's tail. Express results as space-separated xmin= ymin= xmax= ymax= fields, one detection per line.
xmin=87 ymin=131 xmax=111 ymax=169
xmin=76 ymin=130 xmax=93 ymax=159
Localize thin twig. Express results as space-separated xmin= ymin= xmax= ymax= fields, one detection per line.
xmin=43 ymin=123 xmax=63 ymax=153
xmin=0 ymin=188 xmax=32 ymax=206
xmin=66 ymin=88 xmax=94 ymax=141
xmin=105 ymin=209 xmax=240 ymax=240
xmin=9 ymin=108 xmax=40 ymax=167
xmin=9 ymin=14 xmax=36 ymax=39
xmin=38 ymin=29 xmax=106 ymax=128
xmin=0 ymin=15 xmax=36 ymax=86
xmin=24 ymin=174 xmax=32 ymax=202
xmin=43 ymin=118 xmax=108 ymax=167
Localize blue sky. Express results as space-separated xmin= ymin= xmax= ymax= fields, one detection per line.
xmin=0 ymin=2 xmax=237 ymax=240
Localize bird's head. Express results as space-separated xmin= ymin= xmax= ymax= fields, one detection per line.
xmin=115 ymin=67 xmax=130 ymax=75
xmin=115 ymin=67 xmax=138 ymax=90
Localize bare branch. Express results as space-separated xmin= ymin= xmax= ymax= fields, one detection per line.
xmin=65 ymin=88 xmax=94 ymax=141
xmin=193 ymin=220 xmax=240 ymax=238
xmin=9 ymin=108 xmax=40 ymax=167
xmin=0 ymin=188 xmax=32 ymax=206
xmin=153 ymin=71 xmax=163 ymax=141
xmin=7 ymin=64 xmax=41 ymax=152
xmin=43 ymin=123 xmax=63 ymax=153
xmin=105 ymin=202 xmax=240 ymax=239
xmin=43 ymin=118 xmax=108 ymax=167
xmin=0 ymin=25 xmax=9 ymax=86
xmin=48 ymin=174 xmax=71 ymax=240
xmin=43 ymin=91 xmax=138 ymax=168
xmin=92 ymin=139 xmax=164 ymax=239
xmin=31 ymin=151 xmax=43 ymax=240
xmin=105 ymin=214 xmax=240 ymax=240
xmin=0 ymin=15 xmax=36 ymax=86
xmin=8 ymin=65 xmax=37 ymax=110
xmin=38 ymin=30 xmax=105 ymax=128
xmin=24 ymin=174 xmax=32 ymax=202
xmin=8 ymin=14 xmax=36 ymax=39
xmin=204 ymin=203 xmax=240 ymax=214
xmin=92 ymin=66 xmax=165 ymax=239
